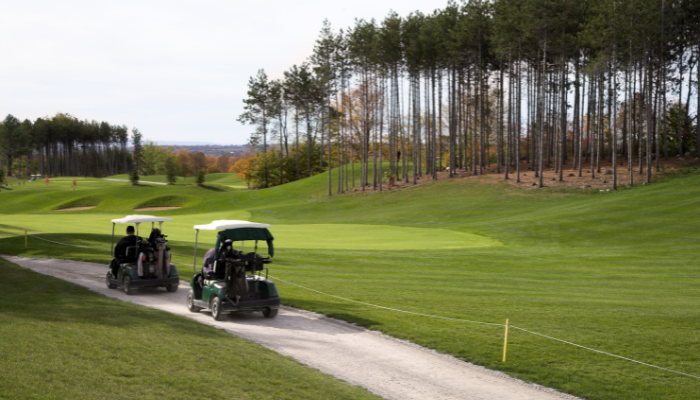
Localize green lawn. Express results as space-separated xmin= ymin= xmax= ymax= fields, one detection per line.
xmin=2 ymin=167 xmax=700 ymax=399
xmin=0 ymin=258 xmax=378 ymax=400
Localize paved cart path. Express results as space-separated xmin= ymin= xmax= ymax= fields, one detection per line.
xmin=4 ymin=256 xmax=578 ymax=400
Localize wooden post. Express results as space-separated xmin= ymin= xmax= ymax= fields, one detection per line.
xmin=503 ymin=318 xmax=509 ymax=362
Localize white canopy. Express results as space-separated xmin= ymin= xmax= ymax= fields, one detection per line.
xmin=193 ymin=220 xmax=271 ymax=231
xmin=111 ymin=215 xmax=173 ymax=224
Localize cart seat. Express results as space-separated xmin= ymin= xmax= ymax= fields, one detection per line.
xmin=120 ymin=245 xmax=139 ymax=263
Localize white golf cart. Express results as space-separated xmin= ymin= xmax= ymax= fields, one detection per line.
xmin=107 ymin=215 xmax=180 ymax=295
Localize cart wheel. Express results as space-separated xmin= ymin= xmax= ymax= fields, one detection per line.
xmin=187 ymin=292 xmax=201 ymax=313
xmin=106 ymin=272 xmax=117 ymax=289
xmin=123 ymin=276 xmax=133 ymax=295
xmin=263 ymin=307 xmax=278 ymax=318
xmin=165 ymin=283 xmax=178 ymax=292
xmin=211 ymin=296 xmax=225 ymax=321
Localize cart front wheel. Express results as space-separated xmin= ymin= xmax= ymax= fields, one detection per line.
xmin=211 ymin=296 xmax=225 ymax=321
xmin=165 ymin=283 xmax=178 ymax=292
xmin=187 ymin=292 xmax=201 ymax=313
xmin=106 ymin=272 xmax=117 ymax=289
xmin=123 ymin=276 xmax=133 ymax=295
xmin=263 ymin=307 xmax=278 ymax=318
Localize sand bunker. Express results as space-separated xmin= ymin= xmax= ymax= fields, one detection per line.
xmin=133 ymin=206 xmax=181 ymax=211
xmin=54 ymin=206 xmax=96 ymax=211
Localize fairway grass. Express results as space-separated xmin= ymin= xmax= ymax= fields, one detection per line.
xmin=2 ymin=171 xmax=700 ymax=399
xmin=0 ymin=257 xmax=379 ymax=400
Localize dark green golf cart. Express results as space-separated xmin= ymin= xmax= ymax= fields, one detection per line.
xmin=106 ymin=215 xmax=180 ymax=295
xmin=187 ymin=220 xmax=280 ymax=320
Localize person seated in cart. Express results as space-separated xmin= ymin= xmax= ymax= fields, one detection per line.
xmin=111 ymin=226 xmax=141 ymax=277
xmin=202 ymin=248 xmax=217 ymax=277
xmin=115 ymin=226 xmax=140 ymax=260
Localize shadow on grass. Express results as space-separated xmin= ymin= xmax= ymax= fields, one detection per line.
xmin=0 ymin=223 xmax=27 ymax=232
xmin=0 ymin=234 xmax=115 ymax=262
xmin=197 ymin=184 xmax=225 ymax=192
xmin=0 ymin=257 xmax=222 ymax=337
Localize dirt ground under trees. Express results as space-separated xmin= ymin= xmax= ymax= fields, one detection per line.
xmin=349 ymin=155 xmax=699 ymax=193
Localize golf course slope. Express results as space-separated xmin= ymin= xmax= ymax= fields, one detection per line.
xmin=1 ymin=167 xmax=700 ymax=399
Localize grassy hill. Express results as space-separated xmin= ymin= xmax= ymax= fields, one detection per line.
xmin=2 ymin=170 xmax=700 ymax=399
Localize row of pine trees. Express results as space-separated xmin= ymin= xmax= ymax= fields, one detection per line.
xmin=0 ymin=113 xmax=142 ymax=179
xmin=239 ymin=0 xmax=699 ymax=192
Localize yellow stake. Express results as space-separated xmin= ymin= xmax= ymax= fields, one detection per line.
xmin=25 ymin=231 xmax=27 ymax=248
xmin=503 ymin=318 xmax=509 ymax=362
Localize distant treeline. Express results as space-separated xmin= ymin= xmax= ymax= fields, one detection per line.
xmin=0 ymin=113 xmax=132 ymax=178
xmin=0 ymin=112 xmax=251 ymax=181
xmin=240 ymin=0 xmax=700 ymax=192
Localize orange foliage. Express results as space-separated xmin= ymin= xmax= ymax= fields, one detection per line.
xmin=175 ymin=149 xmax=253 ymax=177
xmin=229 ymin=156 xmax=254 ymax=182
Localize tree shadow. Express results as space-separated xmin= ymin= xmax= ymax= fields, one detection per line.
xmin=197 ymin=185 xmax=225 ymax=192
xmin=0 ymin=259 xmax=189 ymax=331
xmin=0 ymin=223 xmax=25 ymax=231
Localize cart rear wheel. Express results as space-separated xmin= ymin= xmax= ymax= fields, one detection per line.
xmin=211 ymin=296 xmax=225 ymax=321
xmin=165 ymin=283 xmax=178 ymax=292
xmin=187 ymin=292 xmax=201 ymax=313
xmin=123 ymin=276 xmax=133 ymax=295
xmin=106 ymin=272 xmax=117 ymax=289
xmin=263 ymin=307 xmax=278 ymax=318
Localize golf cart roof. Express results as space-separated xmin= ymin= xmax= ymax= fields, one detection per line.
xmin=193 ymin=220 xmax=271 ymax=231
xmin=111 ymin=215 xmax=173 ymax=224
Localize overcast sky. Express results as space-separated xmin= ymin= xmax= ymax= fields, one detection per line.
xmin=0 ymin=0 xmax=448 ymax=145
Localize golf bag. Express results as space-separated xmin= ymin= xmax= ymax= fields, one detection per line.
xmin=218 ymin=239 xmax=248 ymax=300
xmin=137 ymin=231 xmax=171 ymax=278
xmin=224 ymin=259 xmax=248 ymax=300
xmin=152 ymin=236 xmax=170 ymax=277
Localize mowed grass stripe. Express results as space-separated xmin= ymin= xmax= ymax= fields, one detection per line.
xmin=0 ymin=257 xmax=378 ymax=400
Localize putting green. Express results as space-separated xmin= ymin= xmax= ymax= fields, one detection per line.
xmin=271 ymin=224 xmax=502 ymax=250
xmin=0 ymin=211 xmax=253 ymax=239
xmin=0 ymin=216 xmax=500 ymax=253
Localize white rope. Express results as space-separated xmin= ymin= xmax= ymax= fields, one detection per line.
xmin=269 ymin=274 xmax=505 ymax=327
xmin=30 ymin=235 xmax=109 ymax=250
xmin=271 ymin=274 xmax=700 ymax=380
xmin=510 ymin=325 xmax=700 ymax=380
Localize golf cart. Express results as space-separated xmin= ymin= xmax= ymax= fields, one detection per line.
xmin=106 ymin=215 xmax=180 ymax=295
xmin=187 ymin=220 xmax=280 ymax=320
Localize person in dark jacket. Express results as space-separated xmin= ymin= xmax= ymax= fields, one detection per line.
xmin=115 ymin=226 xmax=140 ymax=262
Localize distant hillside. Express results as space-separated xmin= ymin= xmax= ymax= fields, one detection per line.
xmin=129 ymin=144 xmax=249 ymax=156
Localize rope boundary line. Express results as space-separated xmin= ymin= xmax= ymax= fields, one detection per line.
xmin=509 ymin=326 xmax=700 ymax=380
xmin=269 ymin=274 xmax=505 ymax=327
xmin=30 ymin=234 xmax=110 ymax=250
